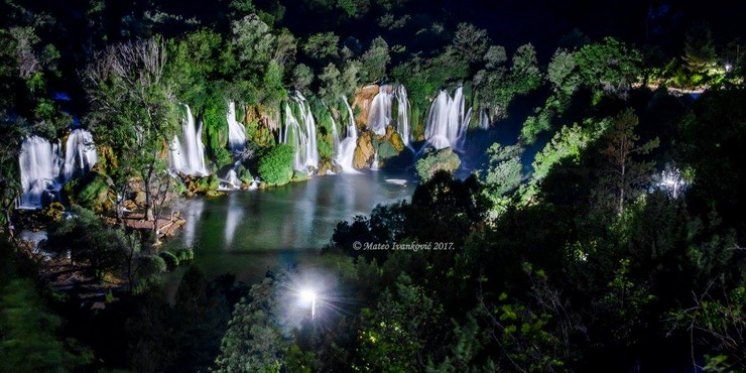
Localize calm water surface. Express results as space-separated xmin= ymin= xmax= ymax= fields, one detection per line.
xmin=165 ymin=171 xmax=414 ymax=282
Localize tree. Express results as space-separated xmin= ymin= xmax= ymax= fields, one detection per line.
xmin=481 ymin=143 xmax=523 ymax=217
xmin=548 ymin=49 xmax=580 ymax=96
xmin=214 ymin=277 xmax=287 ymax=372
xmin=85 ymin=37 xmax=178 ymax=236
xmin=510 ymin=43 xmax=542 ymax=94
xmin=574 ymin=37 xmax=642 ymax=97
xmin=302 ymin=32 xmax=339 ymax=63
xmin=291 ymin=63 xmax=314 ymax=93
xmin=596 ymin=109 xmax=659 ymax=215
xmin=359 ymin=37 xmax=390 ymax=83
xmin=683 ymin=23 xmax=718 ymax=75
xmin=354 ymin=274 xmax=445 ymax=371
xmin=453 ymin=23 xmax=489 ymax=64
xmin=474 ymin=44 xmax=542 ymax=121
xmin=232 ymin=14 xmax=275 ymax=73
xmin=45 ymin=207 xmax=130 ymax=280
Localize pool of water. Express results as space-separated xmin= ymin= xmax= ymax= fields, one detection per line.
xmin=164 ymin=171 xmax=415 ymax=282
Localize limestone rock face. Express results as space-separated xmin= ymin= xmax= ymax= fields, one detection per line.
xmin=353 ymin=131 xmax=375 ymax=169
xmin=352 ymin=85 xmax=380 ymax=127
xmin=384 ymin=125 xmax=405 ymax=153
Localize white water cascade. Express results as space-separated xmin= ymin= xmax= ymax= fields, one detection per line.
xmin=63 ymin=129 xmax=98 ymax=181
xmin=170 ymin=104 xmax=209 ymax=176
xmin=424 ymin=87 xmax=472 ymax=150
xmin=19 ymin=129 xmax=99 ymax=209
xmin=226 ymin=101 xmax=247 ymax=153
xmin=366 ymin=84 xmax=410 ymax=143
xmin=395 ymin=85 xmax=410 ymax=146
xmin=335 ymin=96 xmax=359 ymax=173
xmin=18 ymin=136 xmax=63 ymax=209
xmin=282 ymin=93 xmax=319 ymax=172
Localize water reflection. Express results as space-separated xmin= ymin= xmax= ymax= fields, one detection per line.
xmin=224 ymin=192 xmax=244 ymax=247
xmin=165 ymin=172 xmax=414 ymax=279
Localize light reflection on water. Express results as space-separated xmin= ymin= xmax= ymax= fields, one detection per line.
xmin=165 ymin=172 xmax=414 ymax=281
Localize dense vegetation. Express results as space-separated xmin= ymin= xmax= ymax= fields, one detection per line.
xmin=2 ymin=0 xmax=746 ymax=371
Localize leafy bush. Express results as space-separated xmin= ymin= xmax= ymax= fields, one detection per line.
xmin=258 ymin=144 xmax=295 ymax=185
xmin=159 ymin=251 xmax=180 ymax=270
xmin=415 ymin=147 xmax=461 ymax=181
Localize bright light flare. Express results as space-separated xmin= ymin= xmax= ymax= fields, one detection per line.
xmin=299 ymin=288 xmax=317 ymax=305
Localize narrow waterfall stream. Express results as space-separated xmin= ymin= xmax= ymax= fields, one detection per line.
xmin=170 ymin=104 xmax=209 ymax=176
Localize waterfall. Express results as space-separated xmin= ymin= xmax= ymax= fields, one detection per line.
xmin=282 ymin=93 xmax=319 ymax=172
xmin=366 ymin=84 xmax=410 ymax=143
xmin=18 ymin=136 xmax=63 ymax=209
xmin=63 ymin=129 xmax=98 ymax=181
xmin=330 ymin=114 xmax=340 ymax=156
xmin=367 ymin=86 xmax=393 ymax=136
xmin=19 ymin=129 xmax=99 ymax=209
xmin=371 ymin=151 xmax=379 ymax=171
xmin=227 ymin=101 xmax=247 ymax=153
xmin=395 ymin=85 xmax=410 ymax=145
xmin=479 ymin=108 xmax=490 ymax=129
xmin=335 ymin=96 xmax=359 ymax=173
xmin=170 ymin=104 xmax=209 ymax=176
xmin=425 ymin=87 xmax=471 ymax=150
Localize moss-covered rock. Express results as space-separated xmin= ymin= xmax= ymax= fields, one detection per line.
xmin=62 ymin=171 xmax=114 ymax=212
xmin=183 ymin=175 xmax=222 ymax=197
xmin=415 ymin=147 xmax=461 ymax=181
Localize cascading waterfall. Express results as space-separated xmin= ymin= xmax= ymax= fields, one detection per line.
xmin=395 ymin=85 xmax=410 ymax=146
xmin=335 ymin=96 xmax=359 ymax=173
xmin=170 ymin=104 xmax=209 ymax=176
xmin=479 ymin=108 xmax=490 ymax=129
xmin=366 ymin=84 xmax=410 ymax=144
xmin=221 ymin=101 xmax=248 ymax=190
xmin=19 ymin=129 xmax=99 ymax=209
xmin=227 ymin=101 xmax=247 ymax=153
xmin=424 ymin=86 xmax=472 ymax=150
xmin=63 ymin=129 xmax=98 ymax=181
xmin=282 ymin=93 xmax=319 ymax=172
xmin=18 ymin=136 xmax=63 ymax=209
xmin=367 ymin=86 xmax=393 ymax=136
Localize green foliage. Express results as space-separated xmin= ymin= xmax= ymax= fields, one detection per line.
xmin=232 ymin=14 xmax=275 ymax=72
xmin=481 ymin=143 xmax=523 ymax=217
xmin=354 ymin=274 xmax=444 ymax=371
xmin=474 ymin=43 xmax=542 ymax=120
xmin=258 ymin=144 xmax=295 ymax=185
xmin=548 ymin=49 xmax=580 ymax=96
xmin=291 ymin=63 xmax=314 ymax=93
xmin=159 ymin=250 xmax=180 ymax=269
xmin=303 ymin=32 xmax=339 ymax=63
xmin=532 ymin=120 xmax=606 ymax=182
xmin=0 ymin=279 xmax=92 ymax=371
xmin=359 ymin=37 xmax=390 ymax=83
xmin=595 ymin=109 xmax=659 ymax=215
xmin=214 ymin=277 xmax=287 ymax=372
xmin=62 ymin=171 xmax=113 ymax=212
xmin=415 ymin=147 xmax=461 ymax=181
xmin=683 ymin=23 xmax=718 ymax=75
xmin=45 ymin=207 xmax=131 ymax=280
xmin=574 ymin=37 xmax=642 ymax=95
xmin=453 ymin=23 xmax=489 ymax=64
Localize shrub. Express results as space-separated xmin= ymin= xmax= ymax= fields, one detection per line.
xmin=159 ymin=251 xmax=180 ymax=270
xmin=258 ymin=144 xmax=294 ymax=185
xmin=415 ymin=148 xmax=461 ymax=181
